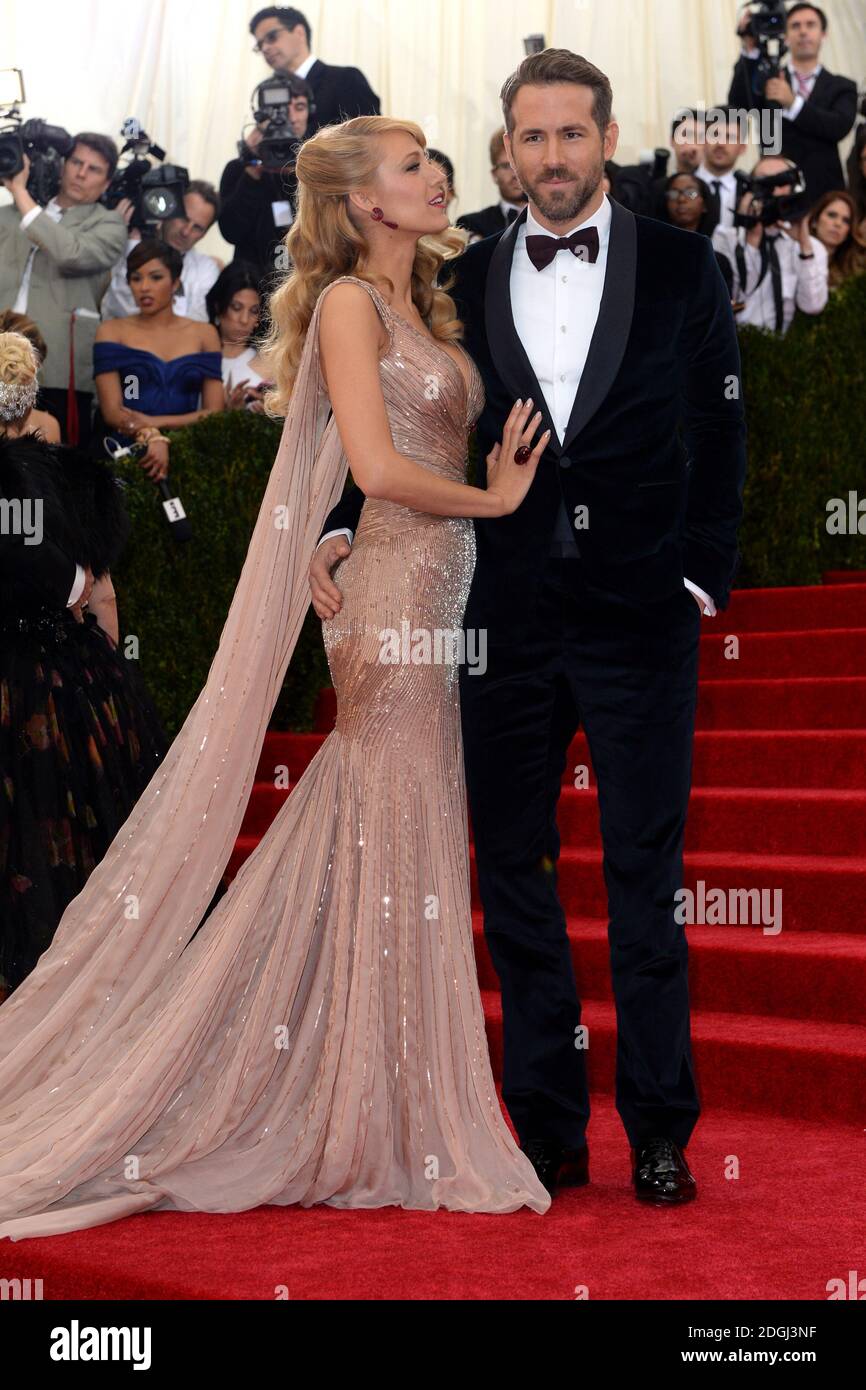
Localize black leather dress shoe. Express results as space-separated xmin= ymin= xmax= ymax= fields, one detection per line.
xmin=521 ymin=1139 xmax=589 ymax=1195
xmin=631 ymin=1138 xmax=696 ymax=1204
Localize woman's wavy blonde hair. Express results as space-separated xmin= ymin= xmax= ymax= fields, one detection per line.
xmin=260 ymin=115 xmax=468 ymax=417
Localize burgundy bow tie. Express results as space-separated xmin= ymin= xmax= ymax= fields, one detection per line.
xmin=525 ymin=225 xmax=600 ymax=271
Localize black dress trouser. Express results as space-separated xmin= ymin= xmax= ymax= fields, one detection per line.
xmin=459 ymin=555 xmax=703 ymax=1150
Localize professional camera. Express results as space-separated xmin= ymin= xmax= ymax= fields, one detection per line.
xmin=0 ymin=68 xmax=73 ymax=204
xmin=238 ymin=76 xmax=312 ymax=174
xmin=733 ymin=164 xmax=808 ymax=227
xmin=101 ymin=119 xmax=189 ymax=232
xmin=738 ymin=0 xmax=789 ymax=82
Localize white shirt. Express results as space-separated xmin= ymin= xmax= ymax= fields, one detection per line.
xmin=14 ymin=198 xmax=64 ymax=312
xmin=695 ymin=166 xmax=739 ymax=229
xmin=511 ymin=197 xmax=611 ymax=446
xmin=783 ymin=62 xmax=823 ymax=122
xmin=742 ymin=47 xmax=823 ymax=124
xmin=712 ymin=224 xmax=829 ymax=332
xmin=222 ymin=345 xmax=266 ymax=390
xmin=294 ymin=53 xmax=317 ymax=80
xmin=320 ymin=192 xmax=715 ymax=614
xmin=101 ymin=242 xmax=220 ymax=322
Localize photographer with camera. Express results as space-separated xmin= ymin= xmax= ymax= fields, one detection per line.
xmin=101 ymin=180 xmax=222 ymax=322
xmin=0 ymin=134 xmax=127 ymax=446
xmin=250 ymin=6 xmax=379 ymax=134
xmin=712 ymin=154 xmax=829 ymax=332
xmin=218 ymin=75 xmax=312 ymax=292
xmin=728 ymin=2 xmax=857 ymax=209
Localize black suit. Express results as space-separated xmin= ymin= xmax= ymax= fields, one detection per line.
xmin=218 ymin=158 xmax=297 ymax=290
xmin=304 ymin=58 xmax=380 ymax=132
xmin=728 ymin=56 xmax=857 ymax=206
xmin=457 ymin=203 xmax=521 ymax=241
xmin=319 ymin=203 xmax=746 ymax=1149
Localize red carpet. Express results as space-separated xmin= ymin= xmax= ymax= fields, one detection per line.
xmin=3 ymin=582 xmax=863 ymax=1299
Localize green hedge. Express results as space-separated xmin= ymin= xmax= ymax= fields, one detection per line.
xmin=112 ymin=409 xmax=330 ymax=738
xmin=113 ymin=274 xmax=865 ymax=736
xmin=736 ymin=271 xmax=866 ymax=588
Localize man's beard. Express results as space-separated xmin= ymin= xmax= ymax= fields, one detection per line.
xmin=520 ymin=155 xmax=605 ymax=224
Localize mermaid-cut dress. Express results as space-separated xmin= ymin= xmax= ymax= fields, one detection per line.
xmin=0 ymin=277 xmax=550 ymax=1240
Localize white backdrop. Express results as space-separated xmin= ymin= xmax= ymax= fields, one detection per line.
xmin=1 ymin=0 xmax=864 ymax=262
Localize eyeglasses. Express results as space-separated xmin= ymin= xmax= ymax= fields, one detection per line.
xmin=252 ymin=26 xmax=287 ymax=53
xmin=666 ymin=188 xmax=703 ymax=201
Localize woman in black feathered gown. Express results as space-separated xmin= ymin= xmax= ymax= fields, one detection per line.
xmin=0 ymin=427 xmax=177 ymax=1000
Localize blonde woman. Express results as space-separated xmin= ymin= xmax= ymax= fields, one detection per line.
xmin=0 ymin=116 xmax=550 ymax=1240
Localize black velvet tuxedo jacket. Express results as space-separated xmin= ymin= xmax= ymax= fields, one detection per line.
xmin=318 ymin=200 xmax=747 ymax=638
xmin=728 ymin=57 xmax=858 ymax=207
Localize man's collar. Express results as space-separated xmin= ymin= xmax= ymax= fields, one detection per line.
xmin=294 ymin=53 xmax=317 ymax=79
xmin=787 ymin=59 xmax=822 ymax=79
xmin=522 ymin=191 xmax=611 ymax=243
xmin=698 ymin=165 xmax=735 ymax=184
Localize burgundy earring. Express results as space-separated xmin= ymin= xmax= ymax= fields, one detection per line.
xmin=370 ymin=206 xmax=399 ymax=229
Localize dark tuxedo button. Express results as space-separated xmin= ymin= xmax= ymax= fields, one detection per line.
xmin=559 ymin=454 xmax=572 ymax=469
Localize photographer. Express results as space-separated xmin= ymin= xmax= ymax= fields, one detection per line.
xmin=694 ymin=109 xmax=749 ymax=228
xmin=712 ymin=154 xmax=829 ymax=332
xmin=728 ymin=2 xmax=858 ymax=208
xmin=218 ymin=76 xmax=312 ymax=292
xmin=101 ymin=181 xmax=222 ymax=321
xmin=0 ymin=134 xmax=127 ymax=445
xmin=249 ymin=6 xmax=379 ymax=134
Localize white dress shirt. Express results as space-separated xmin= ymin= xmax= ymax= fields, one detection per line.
xmin=100 ymin=242 xmax=220 ymax=322
xmin=782 ymin=62 xmax=823 ymax=122
xmin=293 ymin=53 xmax=317 ymax=80
xmin=319 ymin=192 xmax=715 ymax=614
xmin=68 ymin=564 xmax=86 ymax=606
xmin=741 ymin=47 xmax=823 ymax=125
xmin=712 ymin=224 xmax=828 ymax=332
xmin=14 ymin=198 xmax=64 ymax=312
xmin=695 ymin=166 xmax=739 ymax=229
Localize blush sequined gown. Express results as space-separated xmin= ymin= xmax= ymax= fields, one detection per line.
xmin=0 ymin=276 xmax=550 ymax=1240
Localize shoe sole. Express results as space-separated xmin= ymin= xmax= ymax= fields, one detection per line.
xmin=634 ymin=1186 xmax=697 ymax=1205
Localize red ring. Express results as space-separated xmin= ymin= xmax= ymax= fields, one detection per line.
xmin=513 ymin=445 xmax=531 ymax=464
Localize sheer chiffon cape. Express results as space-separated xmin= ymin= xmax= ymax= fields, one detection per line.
xmin=0 ymin=285 xmax=350 ymax=1222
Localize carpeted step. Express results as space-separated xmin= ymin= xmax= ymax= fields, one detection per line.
xmin=259 ymin=728 xmax=866 ymax=790
xmin=471 ymin=913 xmax=866 ymax=1026
xmin=469 ymin=846 xmax=866 ymax=938
xmin=696 ymin=677 xmax=866 ymax=730
xmin=725 ymin=582 xmax=866 ymax=632
xmin=553 ymin=786 xmax=866 ymax=856
xmin=480 ymin=991 xmax=866 ymax=1126
xmin=311 ymin=670 xmax=866 ymax=735
xmin=698 ymin=628 xmax=866 ymax=679
xmin=822 ymin=571 xmax=866 ymax=585
xmin=240 ymin=780 xmax=866 ymax=857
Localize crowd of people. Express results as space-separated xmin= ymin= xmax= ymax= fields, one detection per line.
xmin=0 ymin=2 xmax=862 ymax=464
xmin=0 ymin=1 xmax=863 ymax=1000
